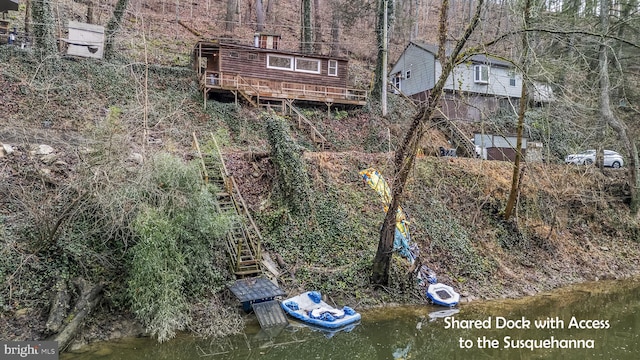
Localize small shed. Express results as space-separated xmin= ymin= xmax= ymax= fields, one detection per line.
xmin=65 ymin=21 xmax=104 ymax=59
xmin=474 ymin=133 xmax=527 ymax=162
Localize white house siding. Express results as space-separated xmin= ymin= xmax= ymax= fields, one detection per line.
xmin=389 ymin=43 xmax=436 ymax=96
xmin=390 ymin=42 xmax=527 ymax=121
xmin=441 ymin=63 xmax=522 ymax=98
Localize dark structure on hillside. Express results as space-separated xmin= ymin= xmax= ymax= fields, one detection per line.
xmin=193 ymin=33 xmax=367 ymax=110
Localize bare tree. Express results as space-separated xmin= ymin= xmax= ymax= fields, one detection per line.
xmin=225 ymin=0 xmax=237 ymax=32
xmin=371 ymin=0 xmax=394 ymax=100
xmin=72 ymin=0 xmax=95 ymax=24
xmin=598 ymin=0 xmax=639 ymax=214
xmin=256 ymin=0 xmax=266 ymax=32
xmin=31 ymin=0 xmax=57 ymax=54
xmin=371 ymin=0 xmax=486 ymax=286
xmin=24 ymin=0 xmax=31 ymax=38
xmin=266 ymin=0 xmax=278 ymax=24
xmin=301 ymin=0 xmax=313 ymax=52
xmin=504 ymin=0 xmax=532 ymax=220
xmin=329 ymin=2 xmax=341 ymax=55
xmin=314 ymin=0 xmax=323 ymax=52
xmin=104 ymin=0 xmax=130 ymax=60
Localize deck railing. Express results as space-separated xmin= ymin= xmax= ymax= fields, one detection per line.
xmin=202 ymin=71 xmax=367 ymax=103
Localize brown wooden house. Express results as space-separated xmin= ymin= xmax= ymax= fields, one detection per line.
xmin=193 ymin=34 xmax=367 ymax=110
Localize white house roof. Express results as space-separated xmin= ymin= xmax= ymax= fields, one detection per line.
xmin=409 ymin=41 xmax=514 ymax=68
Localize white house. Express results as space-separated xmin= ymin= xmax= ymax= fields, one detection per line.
xmin=390 ymin=42 xmax=524 ymax=122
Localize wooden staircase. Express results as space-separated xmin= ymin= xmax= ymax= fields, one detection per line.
xmin=392 ymin=88 xmax=477 ymax=158
xmin=258 ymin=97 xmax=286 ymax=114
xmin=192 ymin=133 xmax=263 ymax=278
xmin=433 ymin=117 xmax=478 ymax=158
xmin=284 ymin=100 xmax=332 ymax=150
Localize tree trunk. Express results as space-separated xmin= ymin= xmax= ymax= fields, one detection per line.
xmin=301 ymin=0 xmax=313 ymax=53
xmin=598 ymin=0 xmax=639 ymax=215
xmin=48 ymin=278 xmax=104 ymax=351
xmin=371 ymin=0 xmax=393 ymax=100
xmin=31 ymin=0 xmax=57 ymax=54
xmin=45 ymin=277 xmax=70 ymax=333
xmin=72 ymin=0 xmax=94 ymax=24
xmin=329 ymin=4 xmax=341 ymax=56
xmin=225 ymin=0 xmax=236 ymax=32
xmin=104 ymin=0 xmax=130 ymax=60
xmin=371 ymin=0 xmax=486 ymax=286
xmin=24 ymin=0 xmax=31 ymax=38
xmin=436 ymin=0 xmax=449 ymax=66
xmin=266 ymin=0 xmax=277 ymax=24
xmin=313 ymin=0 xmax=322 ymax=53
xmin=504 ymin=0 xmax=532 ymax=221
xmin=87 ymin=2 xmax=94 ymax=24
xmin=256 ymin=0 xmax=265 ymax=32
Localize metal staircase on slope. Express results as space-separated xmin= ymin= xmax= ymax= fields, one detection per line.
xmin=192 ymin=133 xmax=262 ymax=278
xmin=283 ymin=100 xmax=332 ymax=150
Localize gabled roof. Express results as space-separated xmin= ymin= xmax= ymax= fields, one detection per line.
xmin=0 ymin=0 xmax=19 ymax=13
xmin=409 ymin=41 xmax=513 ymax=68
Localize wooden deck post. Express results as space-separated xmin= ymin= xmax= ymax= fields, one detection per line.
xmin=203 ymin=88 xmax=208 ymax=110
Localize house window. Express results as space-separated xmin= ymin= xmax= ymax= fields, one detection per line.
xmin=405 ymin=70 xmax=411 ymax=79
xmin=248 ymin=53 xmax=257 ymax=60
xmin=267 ymin=54 xmax=294 ymax=71
xmin=295 ymin=58 xmax=321 ymax=74
xmin=328 ymin=60 xmax=338 ymax=76
xmin=508 ymin=70 xmax=516 ymax=86
xmin=393 ymin=75 xmax=401 ymax=92
xmin=229 ymin=51 xmax=239 ymax=58
xmin=474 ymin=65 xmax=489 ymax=84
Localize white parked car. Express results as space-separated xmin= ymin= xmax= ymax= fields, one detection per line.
xmin=565 ymin=149 xmax=624 ymax=168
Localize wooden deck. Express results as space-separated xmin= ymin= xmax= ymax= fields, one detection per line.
xmin=201 ymin=71 xmax=367 ymax=106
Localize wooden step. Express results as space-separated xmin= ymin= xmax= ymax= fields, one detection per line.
xmin=252 ymin=300 xmax=289 ymax=328
xmin=235 ymin=269 xmax=262 ymax=276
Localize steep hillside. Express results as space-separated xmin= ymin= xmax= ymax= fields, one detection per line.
xmin=2 ymin=2 xmax=640 ymax=347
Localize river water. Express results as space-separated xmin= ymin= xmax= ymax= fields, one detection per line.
xmin=62 ymin=278 xmax=640 ymax=360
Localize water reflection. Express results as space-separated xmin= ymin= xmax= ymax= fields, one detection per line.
xmin=62 ymin=279 xmax=640 ymax=360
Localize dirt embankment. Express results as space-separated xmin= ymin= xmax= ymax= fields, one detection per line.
xmin=224 ymin=148 xmax=640 ymax=300
xmin=2 ymin=122 xmax=640 ymax=348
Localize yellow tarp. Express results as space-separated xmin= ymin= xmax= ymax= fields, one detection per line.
xmin=359 ymin=167 xmax=410 ymax=245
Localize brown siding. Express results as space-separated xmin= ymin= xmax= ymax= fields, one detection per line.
xmin=410 ymin=91 xmax=520 ymax=122
xmin=218 ymin=46 xmax=348 ymax=88
xmin=486 ymin=147 xmax=527 ymax=162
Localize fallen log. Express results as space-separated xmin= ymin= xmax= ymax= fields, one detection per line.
xmin=178 ymin=20 xmax=201 ymax=37
xmin=48 ymin=278 xmax=104 ymax=351
xmin=45 ymin=277 xmax=70 ymax=333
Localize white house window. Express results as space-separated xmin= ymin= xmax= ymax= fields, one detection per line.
xmin=295 ymin=58 xmax=321 ymax=74
xmin=267 ymin=54 xmax=294 ymax=71
xmin=328 ymin=60 xmax=338 ymax=76
xmin=474 ymin=65 xmax=489 ymax=84
xmin=405 ymin=70 xmax=411 ymax=79
xmin=393 ymin=75 xmax=401 ymax=92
